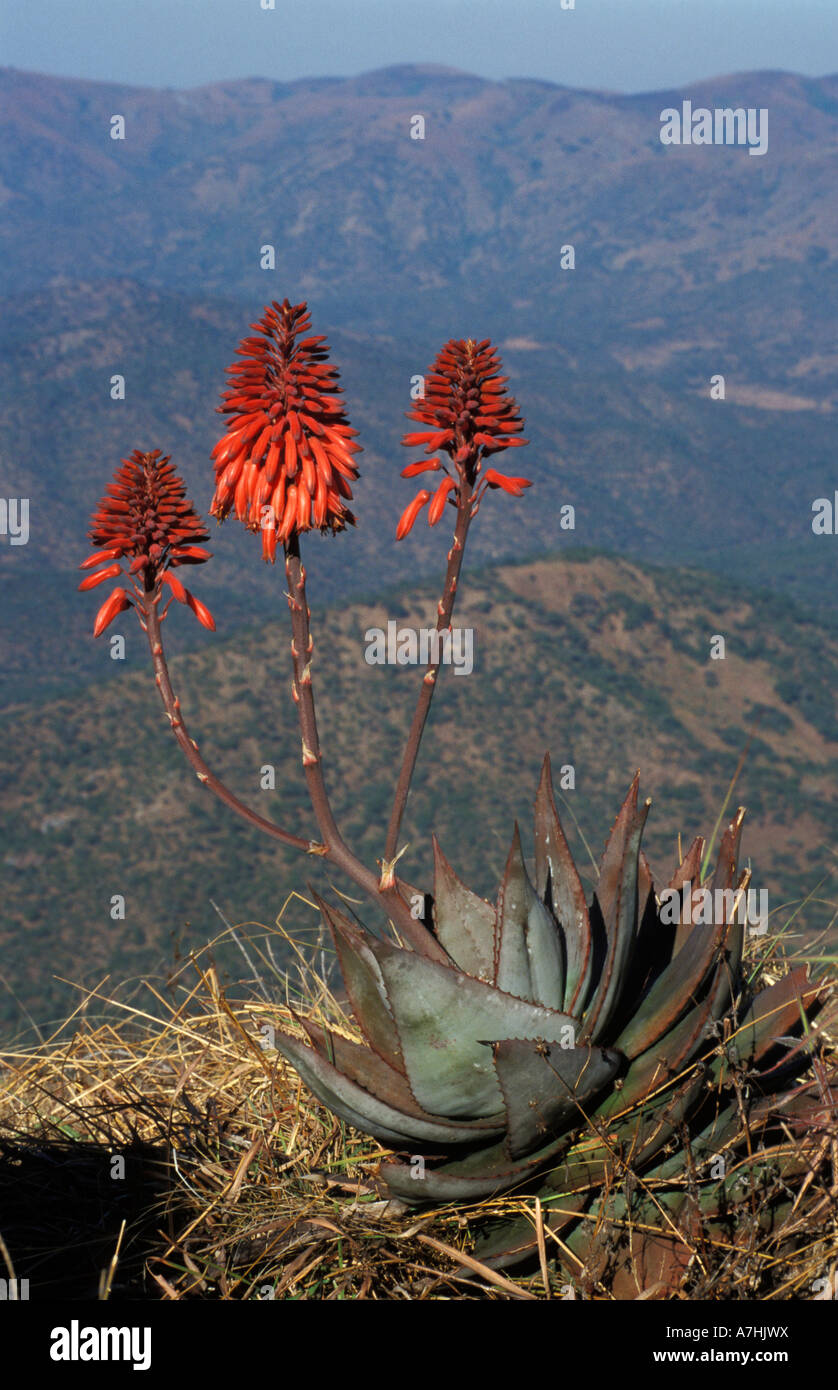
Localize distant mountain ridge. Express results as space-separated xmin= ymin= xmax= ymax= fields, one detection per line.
xmin=2 ymin=63 xmax=837 ymax=345
xmin=2 ymin=64 xmax=838 ymax=701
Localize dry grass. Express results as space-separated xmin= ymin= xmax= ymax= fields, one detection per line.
xmin=1 ymin=901 xmax=837 ymax=1302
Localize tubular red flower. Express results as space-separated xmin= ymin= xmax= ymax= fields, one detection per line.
xmin=92 ymin=587 xmax=132 ymax=639
xmin=78 ymin=562 xmax=122 ymax=591
xmin=396 ymin=489 xmax=432 ymax=540
xmin=79 ymin=547 xmax=122 ymax=571
xmin=401 ymin=459 xmax=442 ymax=478
xmin=210 ymin=299 xmax=361 ymax=560
xmin=483 ymin=470 xmax=534 ymax=497
xmin=397 ymin=337 xmax=531 ymax=538
xmin=428 ymin=477 xmax=457 ymax=525
xmin=161 ymin=570 xmax=187 ymax=603
xmin=184 ymin=591 xmax=216 ymax=631
xmin=79 ymin=449 xmax=214 ymax=636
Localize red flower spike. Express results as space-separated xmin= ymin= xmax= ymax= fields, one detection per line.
xmin=210 ymin=298 xmax=361 ymax=557
xmin=80 ymin=449 xmax=214 ymax=636
xmin=398 ymin=337 xmax=531 ymax=538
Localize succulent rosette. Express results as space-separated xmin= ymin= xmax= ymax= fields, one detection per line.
xmin=79 ymin=449 xmax=214 ymax=635
xmin=274 ymin=758 xmax=831 ymax=1271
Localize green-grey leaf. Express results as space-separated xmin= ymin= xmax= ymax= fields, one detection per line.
xmin=494 ymin=825 xmax=535 ymax=1000
xmin=275 ymin=1028 xmax=504 ymax=1147
xmin=432 ymin=836 xmax=496 ymax=982
xmin=379 ymin=1128 xmax=572 ymax=1204
xmin=534 ymin=754 xmax=592 ymax=1014
xmin=315 ymin=895 xmax=404 ymax=1074
xmin=494 ymin=1038 xmax=621 ymax=1158
xmin=496 ymin=825 xmax=566 ymax=1011
xmin=581 ymin=780 xmax=649 ymax=1043
xmin=301 ymin=1018 xmax=506 ymax=1141
xmin=367 ymin=936 xmax=580 ymax=1119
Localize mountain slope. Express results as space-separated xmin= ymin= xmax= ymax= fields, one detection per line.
xmin=2 ymin=271 xmax=837 ymax=708
xmin=3 ymin=65 xmax=838 ymax=705
xmin=2 ymin=63 xmax=837 ymax=362
xmin=1 ymin=550 xmax=836 ymax=1038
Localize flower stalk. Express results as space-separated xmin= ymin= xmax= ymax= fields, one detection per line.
xmin=383 ymin=479 xmax=473 ymax=865
xmin=144 ymin=597 xmax=318 ymax=855
xmin=79 ymin=314 xmax=530 ymax=967
xmin=385 ymin=336 xmax=530 ymax=864
xmin=284 ymin=534 xmax=448 ymax=958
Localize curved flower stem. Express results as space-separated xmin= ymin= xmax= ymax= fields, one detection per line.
xmin=383 ymin=486 xmax=473 ymax=866
xmin=144 ymin=599 xmax=318 ymax=854
xmin=284 ymin=536 xmax=448 ymax=961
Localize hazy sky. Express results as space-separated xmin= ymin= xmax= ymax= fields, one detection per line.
xmin=1 ymin=0 xmax=837 ymax=93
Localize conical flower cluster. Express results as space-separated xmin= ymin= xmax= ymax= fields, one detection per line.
xmin=79 ymin=449 xmax=214 ymax=636
xmin=397 ymin=337 xmax=531 ymax=538
xmin=210 ymin=299 xmax=362 ymax=560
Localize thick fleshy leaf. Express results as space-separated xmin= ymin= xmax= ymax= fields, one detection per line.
xmin=672 ymin=808 xmax=746 ymax=953
xmin=273 ymin=1028 xmax=441 ymax=1147
xmin=378 ymin=1127 xmax=573 ymax=1204
xmin=672 ymin=816 xmax=744 ymax=959
xmin=366 ymin=936 xmax=579 ymax=1119
xmin=614 ymin=870 xmax=744 ymax=1060
xmin=534 ymin=755 xmax=591 ymax=1013
xmin=494 ymin=826 xmax=534 ymax=998
xmin=580 ymin=779 xmax=649 ymax=1043
xmin=525 ymin=901 xmax=566 ymax=1013
xmin=561 ymin=1070 xmax=707 ymax=1192
xmin=637 ymin=850 xmax=655 ymax=918
xmin=594 ymin=935 xmax=736 ymax=1122
xmin=494 ymin=825 xmax=565 ymax=1010
xmin=614 ymin=850 xmax=666 ymax=1027
xmin=623 ymin=1070 xmax=708 ymax=1172
xmin=315 ymin=897 xmax=405 ymax=1075
xmin=648 ymin=1099 xmax=743 ymax=1183
xmin=670 ymin=836 xmax=705 ymax=957
xmin=493 ymin=1038 xmax=621 ymax=1158
xmin=710 ymin=809 xmax=746 ymax=898
xmin=472 ymin=1190 xmax=589 ymax=1270
xmin=727 ymin=967 xmax=823 ymax=1069
xmin=301 ymin=1018 xmax=506 ymax=1142
xmin=432 ymin=837 xmax=495 ymax=982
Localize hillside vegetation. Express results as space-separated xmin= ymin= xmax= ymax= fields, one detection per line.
xmin=1 ymin=550 xmax=836 ymax=1038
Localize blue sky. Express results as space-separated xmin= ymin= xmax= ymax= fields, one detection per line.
xmin=1 ymin=0 xmax=837 ymax=93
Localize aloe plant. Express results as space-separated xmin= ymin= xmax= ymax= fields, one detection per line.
xmin=79 ymin=302 xmax=836 ymax=1292
xmin=273 ymin=762 xmax=831 ymax=1278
